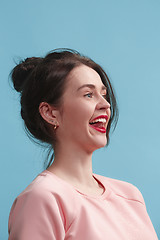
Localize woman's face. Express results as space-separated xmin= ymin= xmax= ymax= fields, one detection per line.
xmin=56 ymin=65 xmax=111 ymax=152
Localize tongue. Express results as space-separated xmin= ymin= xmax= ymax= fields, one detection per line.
xmin=90 ymin=122 xmax=104 ymax=128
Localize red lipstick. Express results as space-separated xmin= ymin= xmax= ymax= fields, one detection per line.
xmin=90 ymin=125 xmax=106 ymax=133
xmin=89 ymin=115 xmax=108 ymax=133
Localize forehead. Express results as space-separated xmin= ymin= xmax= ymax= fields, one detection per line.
xmin=66 ymin=65 xmax=105 ymax=90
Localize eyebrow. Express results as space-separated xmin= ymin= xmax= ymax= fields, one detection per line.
xmin=77 ymin=84 xmax=107 ymax=92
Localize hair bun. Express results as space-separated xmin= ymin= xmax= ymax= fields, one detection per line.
xmin=11 ymin=57 xmax=42 ymax=92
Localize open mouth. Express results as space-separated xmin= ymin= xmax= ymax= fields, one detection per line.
xmin=89 ymin=116 xmax=108 ymax=133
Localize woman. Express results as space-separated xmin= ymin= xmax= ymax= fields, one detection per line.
xmin=8 ymin=49 xmax=158 ymax=239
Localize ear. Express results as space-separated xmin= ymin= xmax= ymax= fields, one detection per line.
xmin=39 ymin=102 xmax=59 ymax=126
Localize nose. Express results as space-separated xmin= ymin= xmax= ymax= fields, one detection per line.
xmin=96 ymin=95 xmax=111 ymax=111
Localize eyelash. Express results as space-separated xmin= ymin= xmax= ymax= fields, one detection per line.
xmin=85 ymin=92 xmax=107 ymax=99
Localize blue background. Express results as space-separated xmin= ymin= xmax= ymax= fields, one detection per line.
xmin=0 ymin=0 xmax=159 ymax=238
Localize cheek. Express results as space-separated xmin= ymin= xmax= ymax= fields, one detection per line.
xmin=63 ymin=100 xmax=94 ymax=126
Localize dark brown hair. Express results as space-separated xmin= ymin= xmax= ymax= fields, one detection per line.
xmin=11 ymin=48 xmax=118 ymax=168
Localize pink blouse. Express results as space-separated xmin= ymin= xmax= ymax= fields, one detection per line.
xmin=8 ymin=170 xmax=158 ymax=239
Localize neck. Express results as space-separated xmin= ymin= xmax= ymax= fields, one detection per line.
xmin=47 ymin=142 xmax=96 ymax=187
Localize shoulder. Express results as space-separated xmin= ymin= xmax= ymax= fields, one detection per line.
xmin=17 ymin=170 xmax=77 ymax=206
xmin=10 ymin=170 xmax=79 ymax=218
xmin=95 ymin=174 xmax=145 ymax=205
xmin=9 ymin=171 xmax=77 ymax=233
xmin=9 ymin=171 xmax=79 ymax=238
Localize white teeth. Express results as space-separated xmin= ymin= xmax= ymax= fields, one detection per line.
xmin=90 ymin=118 xmax=107 ymax=124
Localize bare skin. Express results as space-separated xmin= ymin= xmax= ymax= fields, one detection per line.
xmin=39 ymin=65 xmax=111 ymax=197
xmin=47 ymin=148 xmax=104 ymax=196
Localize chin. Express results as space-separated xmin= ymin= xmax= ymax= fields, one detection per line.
xmin=96 ymin=140 xmax=107 ymax=149
xmin=88 ymin=137 xmax=107 ymax=152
